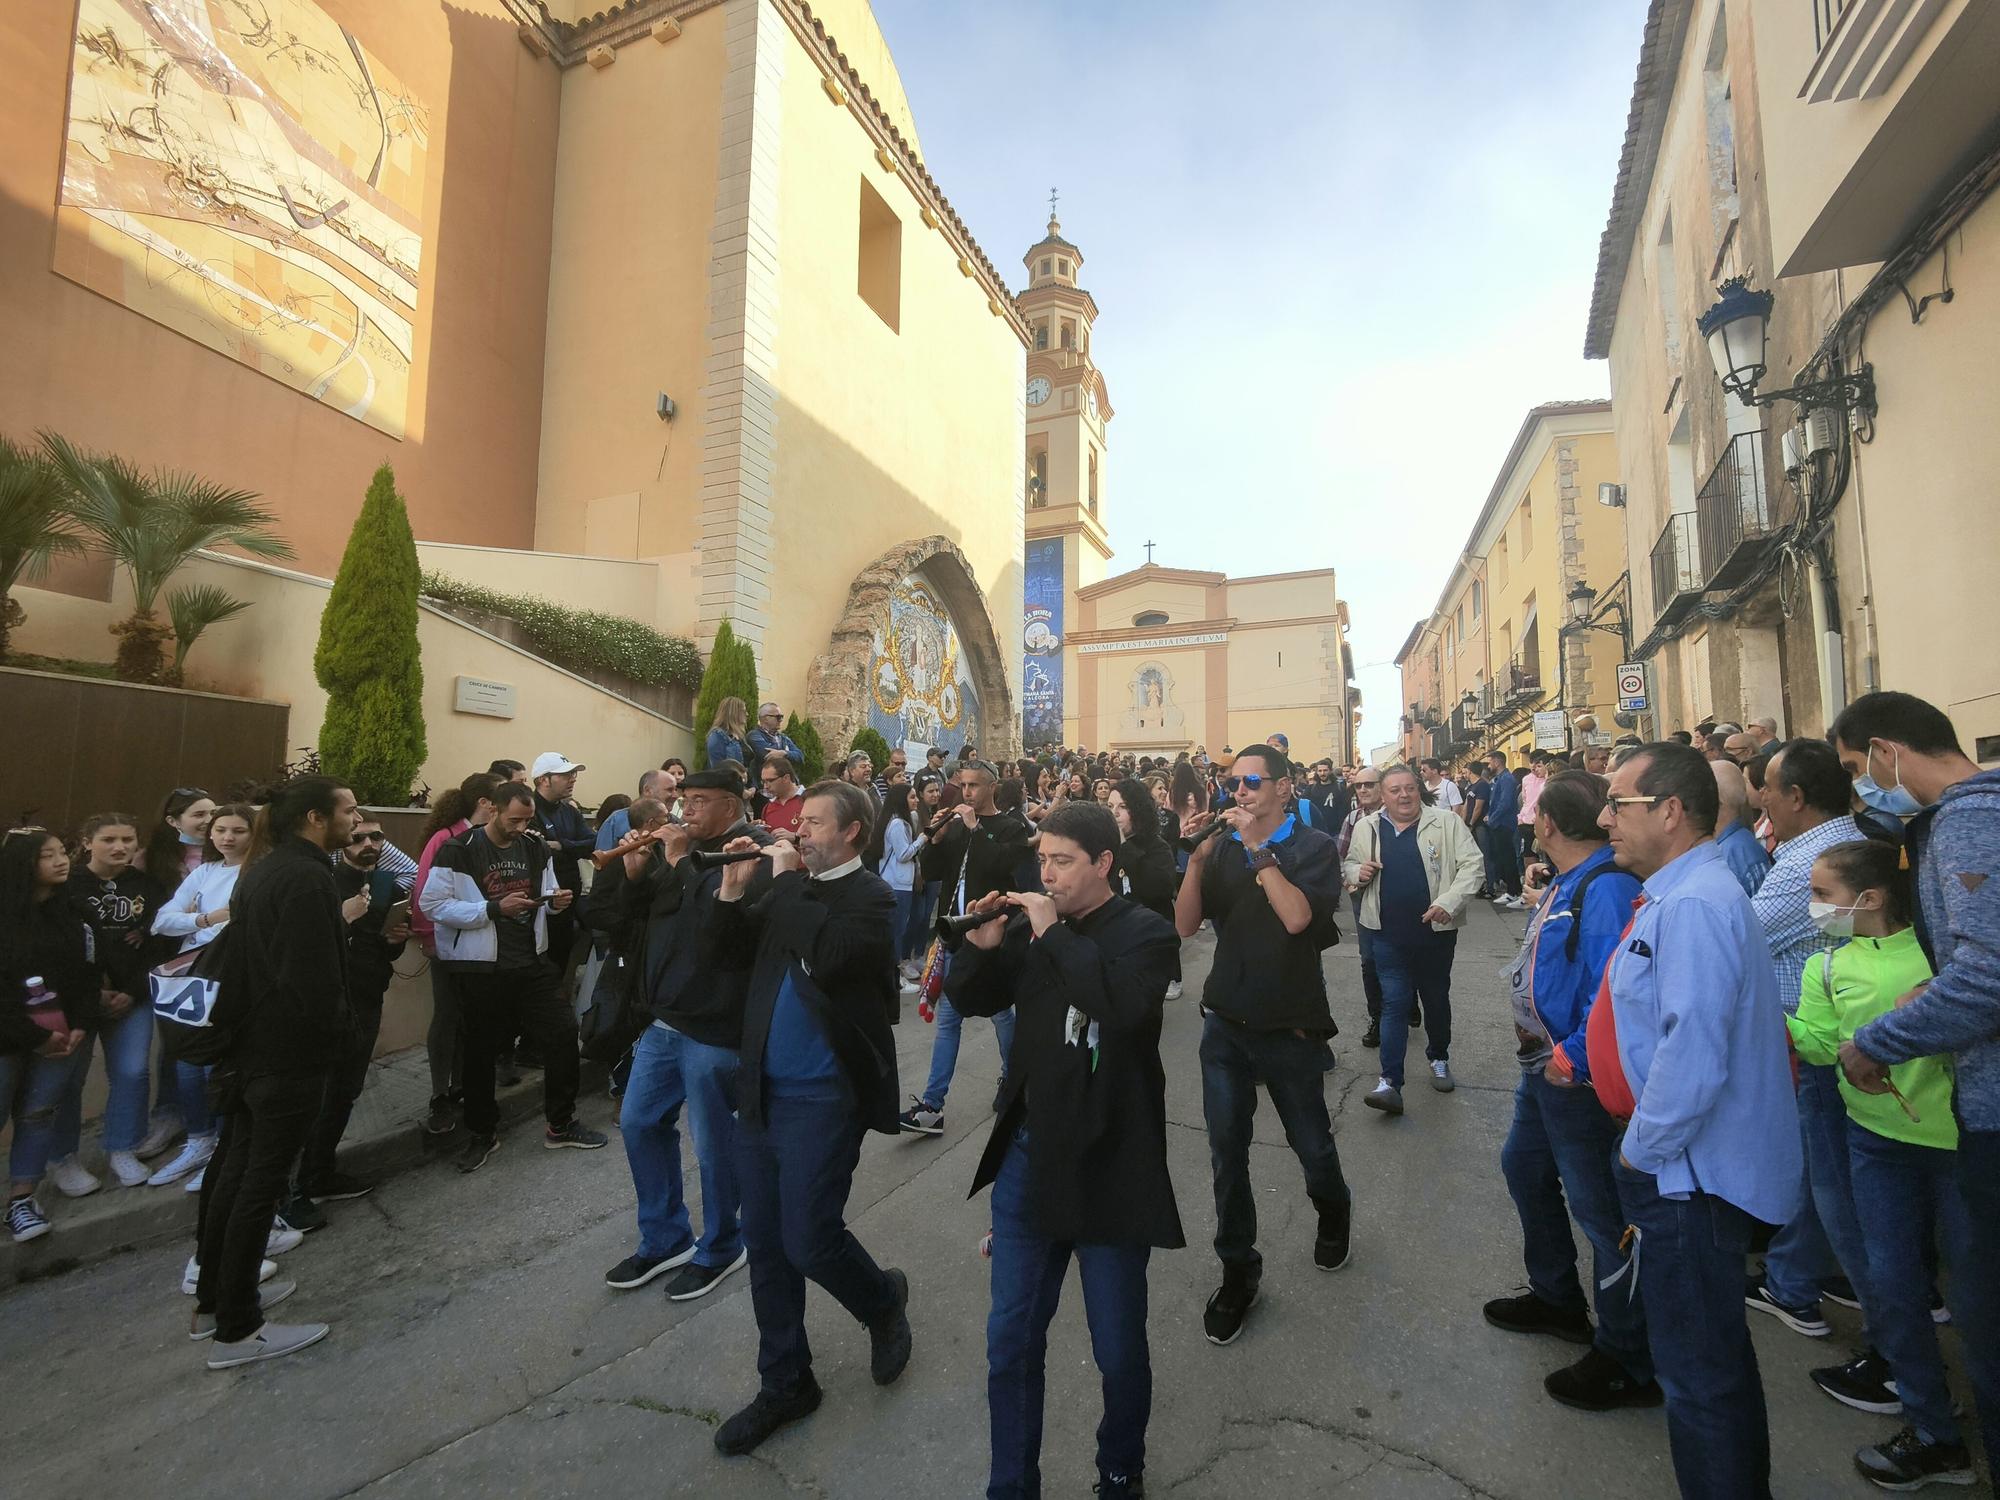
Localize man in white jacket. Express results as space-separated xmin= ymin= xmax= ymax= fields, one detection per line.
xmin=1342 ymin=765 xmax=1484 ymax=1114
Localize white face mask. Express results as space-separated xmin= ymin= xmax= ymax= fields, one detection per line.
xmin=1807 ymin=900 xmax=1862 ymax=938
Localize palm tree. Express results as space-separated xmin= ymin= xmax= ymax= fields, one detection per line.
xmin=0 ymin=434 xmax=86 ymax=661
xmin=41 ymin=432 xmax=293 ymax=683
xmin=167 ymin=582 xmax=252 ymax=685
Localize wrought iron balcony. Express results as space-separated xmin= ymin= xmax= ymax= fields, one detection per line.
xmin=1649 ymin=512 xmax=1704 ymax=629
xmin=1697 ymin=431 xmax=1777 ymax=592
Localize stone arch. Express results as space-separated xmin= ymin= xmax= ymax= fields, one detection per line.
xmin=804 ymin=535 xmax=1016 ymax=760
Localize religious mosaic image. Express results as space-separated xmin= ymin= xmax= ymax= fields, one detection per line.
xmin=1118 ymin=659 xmax=1186 ymax=742
xmin=868 ymin=573 xmax=982 ymax=754
xmin=56 ymin=0 xmax=430 ymax=437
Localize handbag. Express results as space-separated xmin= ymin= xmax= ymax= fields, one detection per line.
xmin=149 ymin=933 xmax=236 ymax=1067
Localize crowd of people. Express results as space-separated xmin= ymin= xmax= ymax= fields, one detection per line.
xmin=3 ymin=687 xmax=1994 ymax=1497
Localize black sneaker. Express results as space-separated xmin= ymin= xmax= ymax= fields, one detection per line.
xmin=1853 ymin=1426 xmax=1974 ymax=1490
xmin=665 ymin=1249 xmax=748 ymax=1302
xmin=275 ymin=1194 xmax=327 ymax=1234
xmin=897 ymin=1098 xmax=944 ymax=1136
xmin=1203 ymin=1271 xmax=1259 ymax=1346
xmin=714 ymin=1379 xmax=823 ymax=1457
xmin=605 ymin=1246 xmax=695 ymax=1289
xmin=1312 ymin=1192 xmax=1353 ymax=1272
xmin=1822 ymin=1275 xmax=1862 ymax=1310
xmin=456 ymin=1133 xmax=499 ymax=1173
xmin=868 ymin=1267 xmax=912 ymax=1385
xmin=512 ymin=1043 xmax=546 ymax=1071
xmin=1483 ymin=1290 xmax=1593 ymax=1345
xmin=1811 ymin=1350 xmax=1903 ymax=1415
xmin=545 ymin=1119 xmax=608 ymax=1150
xmin=497 ymin=1052 xmax=523 ymax=1089
xmin=1543 ymin=1347 xmax=1665 ymax=1411
xmin=422 ymin=1097 xmax=457 ymax=1136
xmin=1745 ymin=1274 xmax=1830 ymax=1337
xmin=1094 ymin=1472 xmax=1145 ymax=1498
xmin=302 ymin=1171 xmax=373 ymax=1202
xmin=1361 ymin=1022 xmax=1381 ymax=1049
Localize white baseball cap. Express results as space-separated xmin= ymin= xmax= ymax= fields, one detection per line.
xmin=531 ymin=752 xmax=584 ymax=778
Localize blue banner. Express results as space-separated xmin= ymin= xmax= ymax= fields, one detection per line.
xmin=1023 ymin=537 xmax=1065 ymax=749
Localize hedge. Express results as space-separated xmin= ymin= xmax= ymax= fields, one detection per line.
xmin=418 ymin=570 xmax=701 ymax=692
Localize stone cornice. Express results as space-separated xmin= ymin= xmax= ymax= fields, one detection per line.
xmin=1077 ymin=564 xmax=1225 ymax=600
xmin=504 ymin=0 xmax=725 ymax=62
xmin=1067 ymin=617 xmax=1239 ymax=647
xmin=1017 ymin=282 xmax=1102 ymax=320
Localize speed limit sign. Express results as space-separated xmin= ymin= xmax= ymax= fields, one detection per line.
xmin=1617 ymin=663 xmax=1648 ymax=713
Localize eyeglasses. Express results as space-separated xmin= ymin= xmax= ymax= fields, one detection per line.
xmin=1605 ymin=794 xmax=1663 ymax=813
xmin=349 ymin=831 xmax=385 ymax=844
xmin=1222 ymin=774 xmax=1267 ymax=793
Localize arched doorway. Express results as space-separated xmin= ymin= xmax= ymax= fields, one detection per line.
xmin=804 ymin=536 xmax=1016 ymax=761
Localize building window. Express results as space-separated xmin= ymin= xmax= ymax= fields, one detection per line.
xmin=1471 ymin=580 xmax=1482 ymax=620
xmin=1087 ymin=447 xmax=1098 ymax=512
xmin=1519 ymin=495 xmax=1533 ymax=557
xmin=857 ymin=177 xmax=901 ymax=332
xmin=1456 ymin=602 xmax=1466 ymax=638
xmin=1495 ymin=536 xmax=1510 ymax=585
xmin=1034 ymin=322 xmax=1048 ymax=351
xmin=1029 ymin=449 xmax=1047 ymax=505
xmin=1082 ymin=326 xmax=1090 ymax=357
xmin=1655 ymin=212 xmax=1681 ymax=370
xmin=1061 ymin=321 xmax=1076 ymax=350
xmin=1058 ymin=258 xmax=1069 ymax=275
xmin=1039 ymin=258 xmax=1051 ymax=276
xmin=1133 ymin=610 xmax=1168 ymax=628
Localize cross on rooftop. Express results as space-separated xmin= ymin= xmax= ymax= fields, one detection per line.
xmin=1144 ymin=540 xmax=1156 ymax=564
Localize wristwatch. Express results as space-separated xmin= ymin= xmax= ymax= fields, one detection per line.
xmin=1247 ymin=848 xmax=1280 ymax=875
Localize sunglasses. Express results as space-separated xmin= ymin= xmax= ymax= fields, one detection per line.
xmin=349 ymin=830 xmax=385 ymax=844
xmin=1222 ymin=774 xmax=1267 ymax=793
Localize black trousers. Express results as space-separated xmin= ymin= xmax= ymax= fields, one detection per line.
xmin=456 ymin=962 xmax=580 ymax=1138
xmin=195 ymin=1071 xmax=326 ymax=1342
xmin=302 ymin=991 xmax=385 ymax=1186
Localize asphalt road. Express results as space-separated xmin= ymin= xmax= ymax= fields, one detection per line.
xmin=0 ymin=903 xmax=1978 ymax=1497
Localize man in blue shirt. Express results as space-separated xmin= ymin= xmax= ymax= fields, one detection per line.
xmin=1483 ymin=749 xmax=1523 ymax=902
xmin=1711 ymin=759 xmax=1772 ymax=897
xmin=747 ymin=701 xmax=805 ymax=773
xmin=1598 ymin=742 xmax=1801 ymax=1500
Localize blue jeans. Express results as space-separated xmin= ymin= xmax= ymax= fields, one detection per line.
xmin=620 ymin=1022 xmax=743 ymax=1267
xmin=907 ymin=881 xmax=942 ymax=959
xmin=1486 ymin=819 xmax=1521 ymax=896
xmin=1846 ymin=1123 xmax=1972 ymax=1446
xmin=920 ymin=997 xmax=1017 ymax=1111
xmin=890 ymin=888 xmax=917 ymax=962
xmin=1500 ymin=1072 xmax=1652 ymax=1381
xmin=54 ymin=1003 xmax=154 ymax=1155
xmin=735 ymin=1088 xmax=898 ymax=1395
xmin=987 ymin=1137 xmax=1150 ymax=1497
xmin=1197 ymin=1011 xmax=1347 ymax=1276
xmin=1764 ymin=1063 xmax=1869 ymax=1329
xmin=1472 ymin=823 xmax=1494 ymax=891
xmin=1614 ymin=1155 xmax=1771 ymax=1500
xmin=1 ymin=1047 xmax=83 ymax=1184
xmin=1952 ymin=1128 xmax=2000 ymax=1470
xmin=1372 ymin=930 xmax=1456 ymax=1088
xmin=174 ymin=1060 xmax=216 ymax=1139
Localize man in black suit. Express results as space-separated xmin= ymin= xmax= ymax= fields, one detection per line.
xmin=947 ymin=802 xmax=1181 ymax=1500
xmin=705 ymin=780 xmax=912 ymax=1457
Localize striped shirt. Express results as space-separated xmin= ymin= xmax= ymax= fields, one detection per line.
xmin=1751 ymin=814 xmax=1863 ymax=1014
xmin=328 ymin=840 xmax=419 ymax=894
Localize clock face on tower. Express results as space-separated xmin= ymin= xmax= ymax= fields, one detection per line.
xmin=1087 ymin=388 xmax=1099 ymax=421
xmin=1026 ymin=376 xmax=1051 ymax=407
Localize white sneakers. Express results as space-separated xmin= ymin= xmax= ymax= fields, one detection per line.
xmin=1165 ymin=980 xmax=1184 ymax=1001
xmin=134 ymin=1113 xmax=184 ymax=1160
xmin=49 ymin=1155 xmax=100 ymax=1198
xmin=266 ymin=1225 xmax=304 ymax=1256
xmin=184 ymin=1166 xmax=207 ymax=1194
xmin=1430 ymin=1060 xmax=1456 ymax=1093
xmin=107 ymin=1150 xmax=151 ymax=1188
xmin=148 ymin=1134 xmax=216 ymax=1187
xmin=182 ymin=1255 xmax=277 ymax=1295
xmin=205 ymin=1320 xmax=328 ymax=1369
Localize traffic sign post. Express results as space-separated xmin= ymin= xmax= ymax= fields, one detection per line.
xmin=1616 ymin=662 xmax=1649 ymax=714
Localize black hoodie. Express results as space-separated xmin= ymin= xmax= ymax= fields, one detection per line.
xmin=66 ymin=864 xmax=168 ymax=1003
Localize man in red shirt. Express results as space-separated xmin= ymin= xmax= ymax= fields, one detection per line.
xmin=757 ymin=752 xmax=805 ymax=835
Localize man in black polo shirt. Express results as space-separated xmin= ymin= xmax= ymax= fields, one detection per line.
xmin=1175 ymin=742 xmax=1351 ymax=1346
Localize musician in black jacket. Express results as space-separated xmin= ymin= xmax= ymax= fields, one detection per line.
xmin=195 ymin=776 xmax=358 ymax=1369
xmin=704 ymin=780 xmax=911 ymax=1458
xmin=947 ymin=801 xmax=1181 ymax=1500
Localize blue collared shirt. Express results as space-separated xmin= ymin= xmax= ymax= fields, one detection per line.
xmin=1714 ymin=821 xmax=1773 ymax=897
xmin=1751 ymin=814 xmax=1862 ymax=1013
xmin=1608 ymin=840 xmax=1801 ymax=1223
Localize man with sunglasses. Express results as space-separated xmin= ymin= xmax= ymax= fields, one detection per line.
xmin=1594 ymin=741 xmax=1801 ymax=1499
xmin=1176 ymin=743 xmax=1350 ymax=1347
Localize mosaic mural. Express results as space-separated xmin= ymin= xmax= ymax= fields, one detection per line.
xmin=867 ymin=572 xmax=982 ymax=755
xmin=56 ymin=0 xmax=431 ymax=437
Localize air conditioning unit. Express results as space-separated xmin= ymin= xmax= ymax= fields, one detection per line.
xmin=1597 ymin=482 xmax=1626 ymax=509
xmin=1803 ymin=408 xmax=1839 ymax=459
xmin=1781 ymin=425 xmax=1805 ymax=476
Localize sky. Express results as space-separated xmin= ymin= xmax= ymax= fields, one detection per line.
xmin=869 ymin=0 xmax=1645 ymax=756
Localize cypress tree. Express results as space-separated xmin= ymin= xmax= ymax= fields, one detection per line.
xmin=691 ymin=619 xmax=762 ymax=770
xmin=849 ymin=724 xmax=893 ymax=776
xmin=314 ymin=464 xmax=426 ymax=805
xmin=785 ymin=712 xmax=826 ymax=784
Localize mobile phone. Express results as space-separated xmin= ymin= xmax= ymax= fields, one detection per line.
xmin=386 ymin=898 xmax=411 ymax=928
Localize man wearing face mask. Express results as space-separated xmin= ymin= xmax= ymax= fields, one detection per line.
xmin=1830 ymin=693 xmax=2000 ymax=1476
xmin=1743 ymin=740 xmax=1872 ymax=1365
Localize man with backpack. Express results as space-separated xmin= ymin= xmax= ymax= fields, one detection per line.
xmin=1480 ymin=770 xmax=1658 ymax=1412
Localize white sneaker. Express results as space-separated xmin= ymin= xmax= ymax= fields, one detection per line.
xmin=204 ymin=1320 xmax=329 ymax=1370
xmin=1430 ymin=1059 xmax=1456 ymax=1093
xmin=108 ymin=1150 xmax=151 ymax=1188
xmin=49 ymin=1155 xmax=101 ymax=1199
xmin=149 ymin=1135 xmax=215 ymax=1187
xmin=266 ymin=1225 xmax=304 ymax=1256
xmin=1165 ymin=979 xmax=1183 ymax=1001
xmin=182 ymin=1256 xmax=277 ymax=1295
xmin=189 ymin=1279 xmax=297 ymax=1341
xmin=183 ymin=1165 xmax=206 ymax=1194
xmin=134 ymin=1113 xmax=183 ymax=1160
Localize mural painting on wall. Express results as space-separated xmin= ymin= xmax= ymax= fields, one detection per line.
xmin=56 ymin=0 xmax=430 ymax=438
xmin=868 ymin=573 xmax=982 ymax=754
xmin=1022 ymin=537 xmax=1064 ymax=748
xmin=1118 ymin=659 xmax=1187 ymax=743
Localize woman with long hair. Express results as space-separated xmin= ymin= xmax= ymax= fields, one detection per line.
xmin=705 ymin=696 xmax=752 ymax=772
xmin=144 ymin=804 xmax=256 ymax=1190
xmin=0 ymin=829 xmax=93 ymax=1242
xmin=413 ymin=772 xmax=501 ymax=1136
xmin=872 ymin=784 xmax=926 ymax=982
xmin=141 ymin=788 xmax=216 ymax=884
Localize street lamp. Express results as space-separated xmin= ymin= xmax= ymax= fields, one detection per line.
xmin=1560 ymin=577 xmax=1631 ymax=656
xmin=1697 ymin=275 xmax=1875 ymax=417
xmin=1566 ymin=580 xmax=1597 ymax=626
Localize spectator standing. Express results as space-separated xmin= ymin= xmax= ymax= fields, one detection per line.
xmin=141 ymin=788 xmax=216 ymax=886
xmin=1711 ymin=760 xmax=1773 ymax=897
xmin=872 ymin=784 xmax=925 ymax=982
xmin=1745 ymin=741 xmax=1869 ymax=1355
xmin=595 ymin=770 xmax=669 ymax=852
xmin=1174 ymin=744 xmax=1351 ymax=1347
xmin=1337 ymin=769 xmax=1392 ymax=1045
xmin=1832 ymin=691 xmax=2000 ymax=1483
xmin=1594 ymin=743 xmax=1801 ymax=1499
xmin=530 ymin=752 xmax=595 ymax=1001
xmin=1515 ymin=753 xmax=1547 ymax=866
xmin=757 ymin=753 xmax=805 ymax=835
xmin=706 ymin=697 xmax=753 ymax=772
xmin=1419 ymin=758 xmax=1462 ymax=817
xmin=748 ymin=702 xmax=804 ymax=773
xmin=193 ymin=777 xmax=360 ymax=1368
xmin=1110 ymin=778 xmax=1180 ymax=1002
xmin=1482 ymin=772 xmax=1656 ymax=1412
xmin=706 ymin=782 xmax=911 ymax=1457
xmin=1462 ymin=763 xmax=1494 ymax=899
xmin=0 ymin=830 xmax=92 ymax=1244
xmin=411 ymin=774 xmax=498 ymax=1136
xmin=1484 ymin=750 xmax=1524 ymax=906
xmin=1346 ymin=765 xmax=1484 ymax=1111
xmin=874 ymin=747 xmax=910 ymax=798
